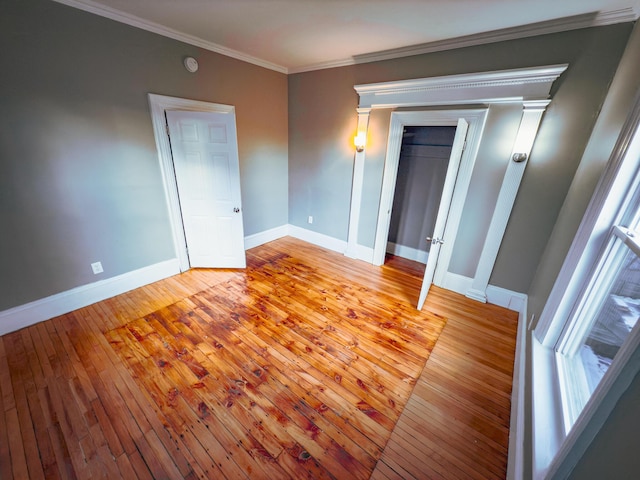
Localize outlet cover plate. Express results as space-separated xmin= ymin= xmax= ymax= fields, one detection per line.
xmin=91 ymin=261 xmax=104 ymax=274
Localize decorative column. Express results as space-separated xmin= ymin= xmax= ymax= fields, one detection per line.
xmin=466 ymin=100 xmax=551 ymax=302
xmin=345 ymin=107 xmax=370 ymax=258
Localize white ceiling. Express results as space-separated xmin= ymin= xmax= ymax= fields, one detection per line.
xmin=55 ymin=0 xmax=640 ymax=73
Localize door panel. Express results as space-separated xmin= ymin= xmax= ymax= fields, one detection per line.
xmin=417 ymin=118 xmax=469 ymax=309
xmin=166 ymin=110 xmax=245 ymax=268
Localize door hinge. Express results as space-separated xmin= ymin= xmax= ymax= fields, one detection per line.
xmin=165 ymin=123 xmax=170 ymax=137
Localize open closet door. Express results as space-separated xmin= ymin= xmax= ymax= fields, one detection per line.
xmin=417 ymin=118 xmax=469 ymax=309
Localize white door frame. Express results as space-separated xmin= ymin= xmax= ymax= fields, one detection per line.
xmin=148 ymin=93 xmax=237 ymax=272
xmin=373 ymin=110 xmax=487 ymax=290
xmin=349 ymin=65 xmax=568 ymax=268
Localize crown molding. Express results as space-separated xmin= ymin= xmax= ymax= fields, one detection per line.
xmin=50 ymin=1 xmax=636 ymax=75
xmin=290 ymin=8 xmax=638 ymax=74
xmin=51 ymin=0 xmax=289 ymax=74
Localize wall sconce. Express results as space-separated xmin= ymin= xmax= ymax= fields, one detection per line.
xmin=512 ymin=152 xmax=528 ymax=163
xmin=354 ymin=132 xmax=366 ymax=152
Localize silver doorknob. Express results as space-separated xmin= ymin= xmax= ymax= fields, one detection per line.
xmin=233 ymin=207 xmax=240 ymax=213
xmin=426 ymin=237 xmax=444 ymax=245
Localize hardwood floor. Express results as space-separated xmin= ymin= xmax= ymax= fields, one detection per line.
xmin=370 ymin=287 xmax=518 ymax=480
xmin=0 ymin=237 xmax=517 ymax=479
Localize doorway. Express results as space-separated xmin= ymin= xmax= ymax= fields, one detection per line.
xmin=148 ymin=94 xmax=246 ymax=271
xmin=386 ymin=126 xmax=456 ymax=266
xmin=166 ymin=110 xmax=246 ymax=269
xmin=372 ymin=110 xmax=486 ymax=308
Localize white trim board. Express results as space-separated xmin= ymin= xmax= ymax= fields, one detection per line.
xmin=507 ymin=297 xmax=528 ymax=480
xmin=51 ymin=0 xmax=288 ymax=73
xmin=0 ymin=224 xmax=526 ymax=332
xmin=244 ymin=225 xmax=290 ymax=250
xmin=466 ymin=100 xmax=550 ymax=303
xmin=251 ymin=226 xmax=530 ymax=314
xmin=386 ymin=242 xmax=428 ymax=264
xmin=368 ymin=109 xmax=487 ymax=300
xmin=51 ymin=1 xmax=635 ymax=74
xmin=148 ymin=93 xmax=239 ymax=272
xmin=0 ymin=259 xmax=180 ymax=336
xmin=288 ymin=225 xmax=348 ymax=254
xmin=292 ymin=9 xmax=636 ymax=73
xmin=440 ymin=270 xmax=529 ymax=480
xmin=0 ymin=225 xmax=290 ymax=336
xmin=345 ymin=108 xmax=371 ymax=260
xmin=441 ymin=271 xmax=527 ymax=313
xmin=245 ymin=224 xmax=374 ymax=262
xmin=350 ymin=66 xmax=566 ymax=295
xmin=354 ymin=65 xmax=567 ymax=109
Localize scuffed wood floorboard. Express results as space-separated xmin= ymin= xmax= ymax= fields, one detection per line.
xmin=0 ymin=237 xmax=517 ymax=479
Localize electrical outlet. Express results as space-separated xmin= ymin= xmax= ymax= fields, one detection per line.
xmin=91 ymin=261 xmax=104 ymax=275
xmin=308 ymin=216 xmax=313 ymax=224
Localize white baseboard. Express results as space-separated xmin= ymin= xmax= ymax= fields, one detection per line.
xmin=442 ymin=271 xmax=527 ymax=314
xmin=441 ymin=271 xmax=473 ymax=296
xmin=0 ymin=259 xmax=180 ymax=336
xmin=353 ymin=244 xmax=374 ymax=263
xmin=289 ymin=225 xmax=374 ymax=262
xmin=244 ymin=224 xmax=289 ymax=249
xmin=466 ymin=287 xmax=488 ymax=303
xmin=0 ymin=225 xmax=347 ymax=336
xmin=487 ymin=284 xmax=528 ymax=313
xmin=386 ymin=242 xmax=428 ymax=264
xmin=288 ymin=225 xmax=348 ymax=254
xmin=507 ymin=297 xmax=528 ymax=480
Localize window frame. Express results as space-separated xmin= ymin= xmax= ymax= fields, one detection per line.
xmin=532 ymin=93 xmax=640 ymax=479
xmin=556 ymin=225 xmax=640 ymax=432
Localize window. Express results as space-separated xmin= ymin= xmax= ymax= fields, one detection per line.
xmin=532 ymin=96 xmax=640 ymax=478
xmin=556 ymin=225 xmax=640 ymax=431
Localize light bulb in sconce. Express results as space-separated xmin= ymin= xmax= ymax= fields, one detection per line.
xmin=354 ymin=132 xmax=366 ymax=152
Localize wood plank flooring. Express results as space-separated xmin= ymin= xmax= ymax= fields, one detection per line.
xmin=370 ymin=286 xmax=518 ymax=480
xmin=0 ymin=237 xmax=518 ymax=479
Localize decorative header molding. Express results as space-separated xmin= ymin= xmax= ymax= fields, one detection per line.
xmin=354 ymin=64 xmax=568 ymax=108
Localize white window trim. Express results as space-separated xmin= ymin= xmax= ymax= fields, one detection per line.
xmin=532 ymin=93 xmax=640 ymax=478
xmin=546 ymin=319 xmax=640 ymax=478
xmin=535 ymin=96 xmax=640 ymax=345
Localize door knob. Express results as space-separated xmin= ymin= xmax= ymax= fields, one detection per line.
xmin=426 ymin=237 xmax=444 ymax=245
xmin=233 ymin=207 xmax=240 ymax=213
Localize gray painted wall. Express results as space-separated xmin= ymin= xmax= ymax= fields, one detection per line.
xmin=288 ymin=67 xmax=359 ymax=240
xmin=388 ymin=127 xmax=455 ymax=253
xmin=2 ymin=1 xmax=639 ymax=475
xmin=527 ymin=22 xmax=640 ymax=480
xmin=567 ymin=370 xmax=640 ymax=479
xmin=449 ymin=103 xmax=522 ymax=278
xmin=288 ymin=24 xmax=632 ymax=294
xmin=528 ymin=21 xmax=640 ymax=324
xmin=0 ymin=0 xmax=288 ymax=312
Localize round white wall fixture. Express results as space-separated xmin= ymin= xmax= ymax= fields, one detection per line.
xmin=183 ymin=57 xmax=198 ymax=73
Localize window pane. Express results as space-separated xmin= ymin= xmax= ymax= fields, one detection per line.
xmin=579 ymin=245 xmax=640 ymax=394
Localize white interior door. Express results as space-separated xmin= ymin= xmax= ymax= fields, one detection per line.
xmin=417 ymin=118 xmax=469 ymax=309
xmin=166 ymin=110 xmax=245 ymax=268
